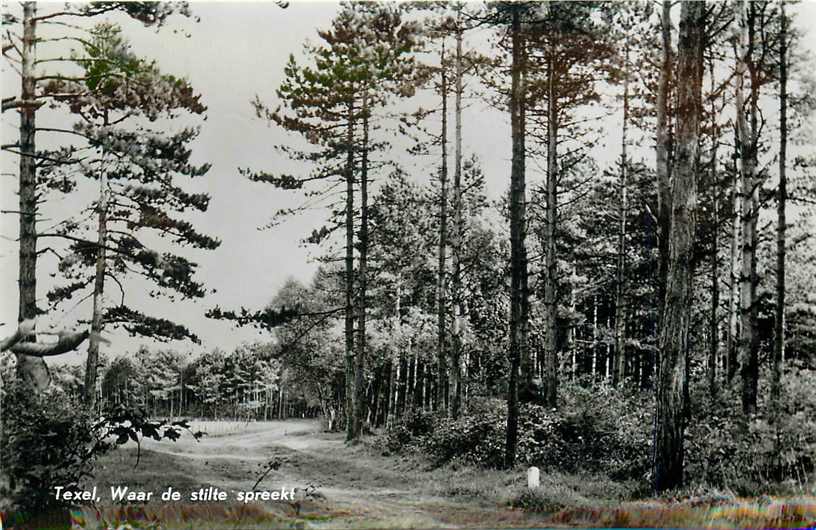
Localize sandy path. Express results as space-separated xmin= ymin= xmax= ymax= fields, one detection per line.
xmin=126 ymin=419 xmax=539 ymax=528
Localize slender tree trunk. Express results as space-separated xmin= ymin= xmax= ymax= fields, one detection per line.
xmin=727 ymin=133 xmax=742 ymax=383
xmin=592 ymin=294 xmax=598 ymax=378
xmin=772 ymin=1 xmax=787 ymax=424
xmin=605 ymin=312 xmax=612 ymax=380
xmin=614 ymin=43 xmax=630 ymax=388
xmin=15 ymin=2 xmax=50 ymax=392
xmin=708 ymin=58 xmax=720 ymax=398
xmin=353 ymin=94 xmax=370 ymax=438
xmin=84 ymin=118 xmax=110 ymax=409
xmin=543 ymin=52 xmax=557 ymax=408
xmin=395 ymin=353 xmax=404 ymax=415
xmin=656 ymin=0 xmax=674 ymax=325
xmin=393 ymin=277 xmax=402 ymax=421
xmin=407 ymin=351 xmax=415 ymax=410
xmin=505 ymin=8 xmax=528 ymax=468
xmin=436 ymin=48 xmax=449 ymax=414
xmin=569 ymin=264 xmax=577 ymax=380
xmin=450 ymin=22 xmax=464 ymax=420
xmin=369 ymin=364 xmax=380 ymax=427
xmin=654 ymin=0 xmax=703 ymax=494
xmin=386 ymin=359 xmax=395 ymax=428
xmin=737 ymin=0 xmax=759 ymax=416
xmin=414 ymin=357 xmax=423 ymax=411
xmin=344 ymin=101 xmax=356 ymax=441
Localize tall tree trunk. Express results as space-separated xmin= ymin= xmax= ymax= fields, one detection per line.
xmin=450 ymin=22 xmax=464 ymax=420
xmin=614 ymin=43 xmax=630 ymax=388
xmin=386 ymin=359 xmax=396 ymax=428
xmin=15 ymin=2 xmax=50 ymax=392
xmin=726 ymin=132 xmax=742 ymax=383
xmin=772 ymin=0 xmax=787 ymax=424
xmin=708 ymin=58 xmax=720 ymax=398
xmin=543 ymin=52 xmax=557 ymax=408
xmin=436 ymin=47 xmax=449 ymax=414
xmin=654 ymin=0 xmax=703 ymax=494
xmin=407 ymin=350 xmax=415 ymax=410
xmin=344 ymin=101 xmax=356 ymax=441
xmin=505 ymin=7 xmax=527 ymax=468
xmin=414 ymin=357 xmax=423 ymax=411
xmin=655 ymin=0 xmax=674 ymax=325
xmin=354 ymin=93 xmax=370 ymax=438
xmin=737 ymin=0 xmax=759 ymax=416
xmin=569 ymin=264 xmax=577 ymax=380
xmin=84 ymin=138 xmax=109 ymax=408
xmin=591 ymin=294 xmax=598 ymax=378
xmin=605 ymin=312 xmax=611 ymax=380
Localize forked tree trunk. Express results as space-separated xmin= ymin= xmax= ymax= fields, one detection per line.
xmin=654 ymin=0 xmax=703 ymax=494
xmin=655 ymin=0 xmax=674 ymax=325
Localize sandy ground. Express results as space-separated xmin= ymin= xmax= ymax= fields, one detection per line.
xmin=83 ymin=420 xmax=816 ymax=529
xmin=88 ymin=419 xmax=553 ymax=528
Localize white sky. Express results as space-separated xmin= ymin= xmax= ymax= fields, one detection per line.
xmin=1 ymin=1 xmax=815 ymax=366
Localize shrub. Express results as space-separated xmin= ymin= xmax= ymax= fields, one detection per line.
xmin=383 ymin=380 xmax=653 ymax=479
xmin=383 ymin=408 xmax=436 ymax=453
xmin=685 ymin=368 xmax=816 ymax=494
xmin=516 ymin=381 xmax=652 ymax=480
xmin=509 ymin=487 xmax=570 ymax=513
xmin=0 ymin=378 xmax=201 ymax=522
xmin=0 ymin=380 xmax=99 ymax=516
xmin=421 ymin=408 xmax=506 ymax=467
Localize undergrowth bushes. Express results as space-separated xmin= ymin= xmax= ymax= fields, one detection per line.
xmin=384 ymin=370 xmax=815 ymax=494
xmin=384 ymin=379 xmax=652 ymax=477
xmin=685 ymin=368 xmax=816 ymax=495
xmin=1 ymin=377 xmax=201 ymax=522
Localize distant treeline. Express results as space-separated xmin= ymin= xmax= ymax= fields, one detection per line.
xmin=47 ymin=343 xmax=320 ymax=421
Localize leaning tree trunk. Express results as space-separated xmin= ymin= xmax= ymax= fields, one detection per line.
xmin=436 ymin=49 xmax=449 ymax=414
xmin=771 ymin=0 xmax=787 ymax=424
xmin=505 ymin=7 xmax=527 ymax=469
xmin=654 ymin=0 xmax=703 ymax=494
xmin=344 ymin=100 xmax=356 ymax=441
xmin=84 ymin=154 xmax=109 ymax=409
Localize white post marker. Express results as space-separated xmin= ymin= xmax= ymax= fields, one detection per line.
xmin=527 ymin=466 xmax=540 ymax=489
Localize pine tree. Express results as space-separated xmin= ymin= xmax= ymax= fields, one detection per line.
xmin=1 ymin=1 xmax=193 ymax=393
xmin=41 ymin=22 xmax=217 ymax=408
xmin=245 ymin=1 xmax=420 ymax=440
xmin=654 ymin=0 xmax=704 ymax=494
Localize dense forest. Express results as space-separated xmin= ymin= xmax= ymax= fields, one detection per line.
xmin=2 ymin=0 xmax=816 ymax=520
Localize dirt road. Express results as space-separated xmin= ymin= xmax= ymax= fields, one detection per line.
xmin=90 ymin=419 xmax=548 ymax=528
